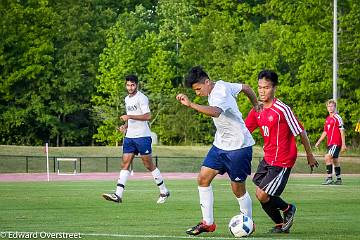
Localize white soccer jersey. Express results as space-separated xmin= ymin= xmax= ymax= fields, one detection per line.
xmin=208 ymin=80 xmax=255 ymax=150
xmin=125 ymin=91 xmax=152 ymax=138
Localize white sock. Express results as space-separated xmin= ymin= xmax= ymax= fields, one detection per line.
xmin=115 ymin=170 xmax=130 ymax=198
xmin=198 ymin=185 xmax=214 ymax=225
xmin=151 ymin=168 xmax=168 ymax=194
xmin=237 ymin=191 xmax=252 ymax=219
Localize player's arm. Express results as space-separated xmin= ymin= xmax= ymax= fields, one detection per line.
xmin=176 ymin=93 xmax=222 ymax=117
xmin=120 ymin=113 xmax=151 ymax=121
xmin=117 ymin=123 xmax=128 ymax=133
xmin=241 ymin=84 xmax=262 ymax=112
xmin=315 ymin=131 xmax=327 ymax=148
xmin=299 ymin=130 xmax=319 ymax=172
xmin=340 ymin=128 xmax=347 ymax=152
xmin=244 ymin=109 xmax=258 ymax=133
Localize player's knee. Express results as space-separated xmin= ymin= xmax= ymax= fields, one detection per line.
xmin=325 ymin=154 xmax=333 ymax=163
xmin=142 ymin=159 xmax=155 ymax=171
xmin=121 ymin=162 xmax=131 ymax=170
xmin=197 ymin=175 xmax=211 ymax=187
xmin=255 ymin=189 xmax=268 ymax=203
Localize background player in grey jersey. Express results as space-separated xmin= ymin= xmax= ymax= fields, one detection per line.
xmin=102 ymin=74 xmax=170 ymax=204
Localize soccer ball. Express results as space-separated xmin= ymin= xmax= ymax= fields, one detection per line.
xmin=228 ymin=214 xmax=254 ymax=237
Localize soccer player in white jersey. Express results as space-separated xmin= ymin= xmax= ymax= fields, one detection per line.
xmin=176 ymin=66 xmax=261 ymax=236
xmin=102 ymin=75 xmax=170 ymax=204
xmin=245 ymin=70 xmax=318 ymax=233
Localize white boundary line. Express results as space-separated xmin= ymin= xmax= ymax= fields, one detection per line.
xmin=0 ymin=231 xmax=301 ymax=240
xmin=82 ymin=232 xmax=300 ymax=240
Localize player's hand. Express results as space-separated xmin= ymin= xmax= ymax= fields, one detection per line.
xmin=341 ymin=145 xmax=347 ymax=152
xmin=117 ymin=125 xmax=127 ymax=133
xmin=120 ymin=115 xmax=130 ymax=121
xmin=176 ymin=93 xmax=191 ymax=107
xmin=307 ymin=154 xmax=319 ymax=174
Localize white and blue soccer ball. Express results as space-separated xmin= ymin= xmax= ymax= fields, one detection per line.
xmin=228 ymin=214 xmax=254 ymax=237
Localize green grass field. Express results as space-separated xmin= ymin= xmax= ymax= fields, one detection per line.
xmin=1 ymin=177 xmax=360 ymax=240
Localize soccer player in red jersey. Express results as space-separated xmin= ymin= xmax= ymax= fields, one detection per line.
xmin=245 ymin=70 xmax=318 ymax=234
xmin=315 ymin=99 xmax=347 ymax=185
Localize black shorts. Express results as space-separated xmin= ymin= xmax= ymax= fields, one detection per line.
xmin=252 ymin=159 xmax=291 ymax=197
xmin=327 ymin=145 xmax=341 ymax=158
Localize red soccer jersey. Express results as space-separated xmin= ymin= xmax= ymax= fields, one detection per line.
xmin=324 ymin=113 xmax=344 ymax=146
xmin=245 ymin=98 xmax=304 ymax=168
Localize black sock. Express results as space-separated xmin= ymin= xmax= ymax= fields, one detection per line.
xmin=261 ymin=201 xmax=283 ymax=224
xmin=268 ymin=196 xmax=289 ymax=212
xmin=326 ymin=164 xmax=333 ymax=175
xmin=335 ymin=167 xmax=341 ymax=179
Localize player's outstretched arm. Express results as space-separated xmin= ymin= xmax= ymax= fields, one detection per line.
xmin=241 ymin=84 xmax=262 ymax=112
xmin=299 ymin=130 xmax=319 ymax=173
xmin=176 ymin=93 xmax=222 ymax=117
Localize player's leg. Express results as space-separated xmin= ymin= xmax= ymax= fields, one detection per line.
xmin=186 ymin=166 xmax=218 ymax=235
xmin=255 ymin=187 xmax=286 ymax=233
xmin=231 ymin=182 xmax=252 ymax=217
xmin=332 ymin=146 xmax=342 ymax=184
xmin=102 ymin=137 xmax=135 ymax=203
xmin=253 ymin=160 xmax=293 ymax=233
xmin=186 ymin=146 xmax=220 ymax=236
xmin=102 ymin=154 xmax=134 ymax=203
xmin=141 ymin=154 xmax=170 ymax=203
xmin=322 ymin=145 xmax=336 ymax=185
xmin=137 ymin=137 xmax=170 ymax=203
xmin=226 ymin=146 xmax=253 ymax=219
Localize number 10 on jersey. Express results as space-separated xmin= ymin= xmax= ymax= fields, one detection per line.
xmin=261 ymin=126 xmax=269 ymax=136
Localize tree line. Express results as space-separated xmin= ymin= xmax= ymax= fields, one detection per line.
xmin=1 ymin=0 xmax=359 ymax=147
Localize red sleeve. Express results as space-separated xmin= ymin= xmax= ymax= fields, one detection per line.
xmin=323 ymin=119 xmax=327 ymax=132
xmin=245 ymin=108 xmax=258 ymax=133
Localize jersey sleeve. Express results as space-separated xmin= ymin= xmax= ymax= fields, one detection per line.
xmin=286 ymin=110 xmax=304 ymax=136
xmin=335 ymin=114 xmax=345 ymax=129
xmin=209 ymin=83 xmax=230 ymax=112
xmin=274 ymin=100 xmax=304 ymax=136
xmin=229 ymin=83 xmax=242 ymax=97
xmin=245 ymin=108 xmax=258 ymax=133
xmin=323 ymin=120 xmax=327 ymax=132
xmin=139 ymin=94 xmax=151 ymax=114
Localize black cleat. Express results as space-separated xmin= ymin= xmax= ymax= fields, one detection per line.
xmin=269 ymin=225 xmax=289 ymax=234
xmin=334 ymin=179 xmax=342 ymax=185
xmin=102 ymin=193 xmax=122 ymax=203
xmin=322 ymin=178 xmax=333 ymax=185
xmin=157 ymin=192 xmax=170 ymax=204
xmin=282 ymin=204 xmax=296 ymax=231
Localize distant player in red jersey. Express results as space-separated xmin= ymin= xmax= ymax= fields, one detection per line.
xmin=315 ymin=99 xmax=346 ymax=185
xmin=245 ymin=70 xmax=318 ymax=234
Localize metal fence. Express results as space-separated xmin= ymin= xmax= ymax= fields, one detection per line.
xmin=0 ymin=155 xmax=262 ymax=173
xmin=0 ymin=154 xmax=359 ymax=174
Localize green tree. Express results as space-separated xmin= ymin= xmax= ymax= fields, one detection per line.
xmin=0 ymin=0 xmax=57 ymax=145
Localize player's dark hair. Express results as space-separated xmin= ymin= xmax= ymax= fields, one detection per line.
xmin=184 ymin=66 xmax=209 ymax=88
xmin=125 ymin=74 xmax=138 ymax=84
xmin=258 ymin=70 xmax=278 ymax=87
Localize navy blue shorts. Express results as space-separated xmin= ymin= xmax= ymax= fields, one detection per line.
xmin=202 ymin=145 xmax=252 ymax=182
xmin=123 ymin=137 xmax=152 ymax=155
